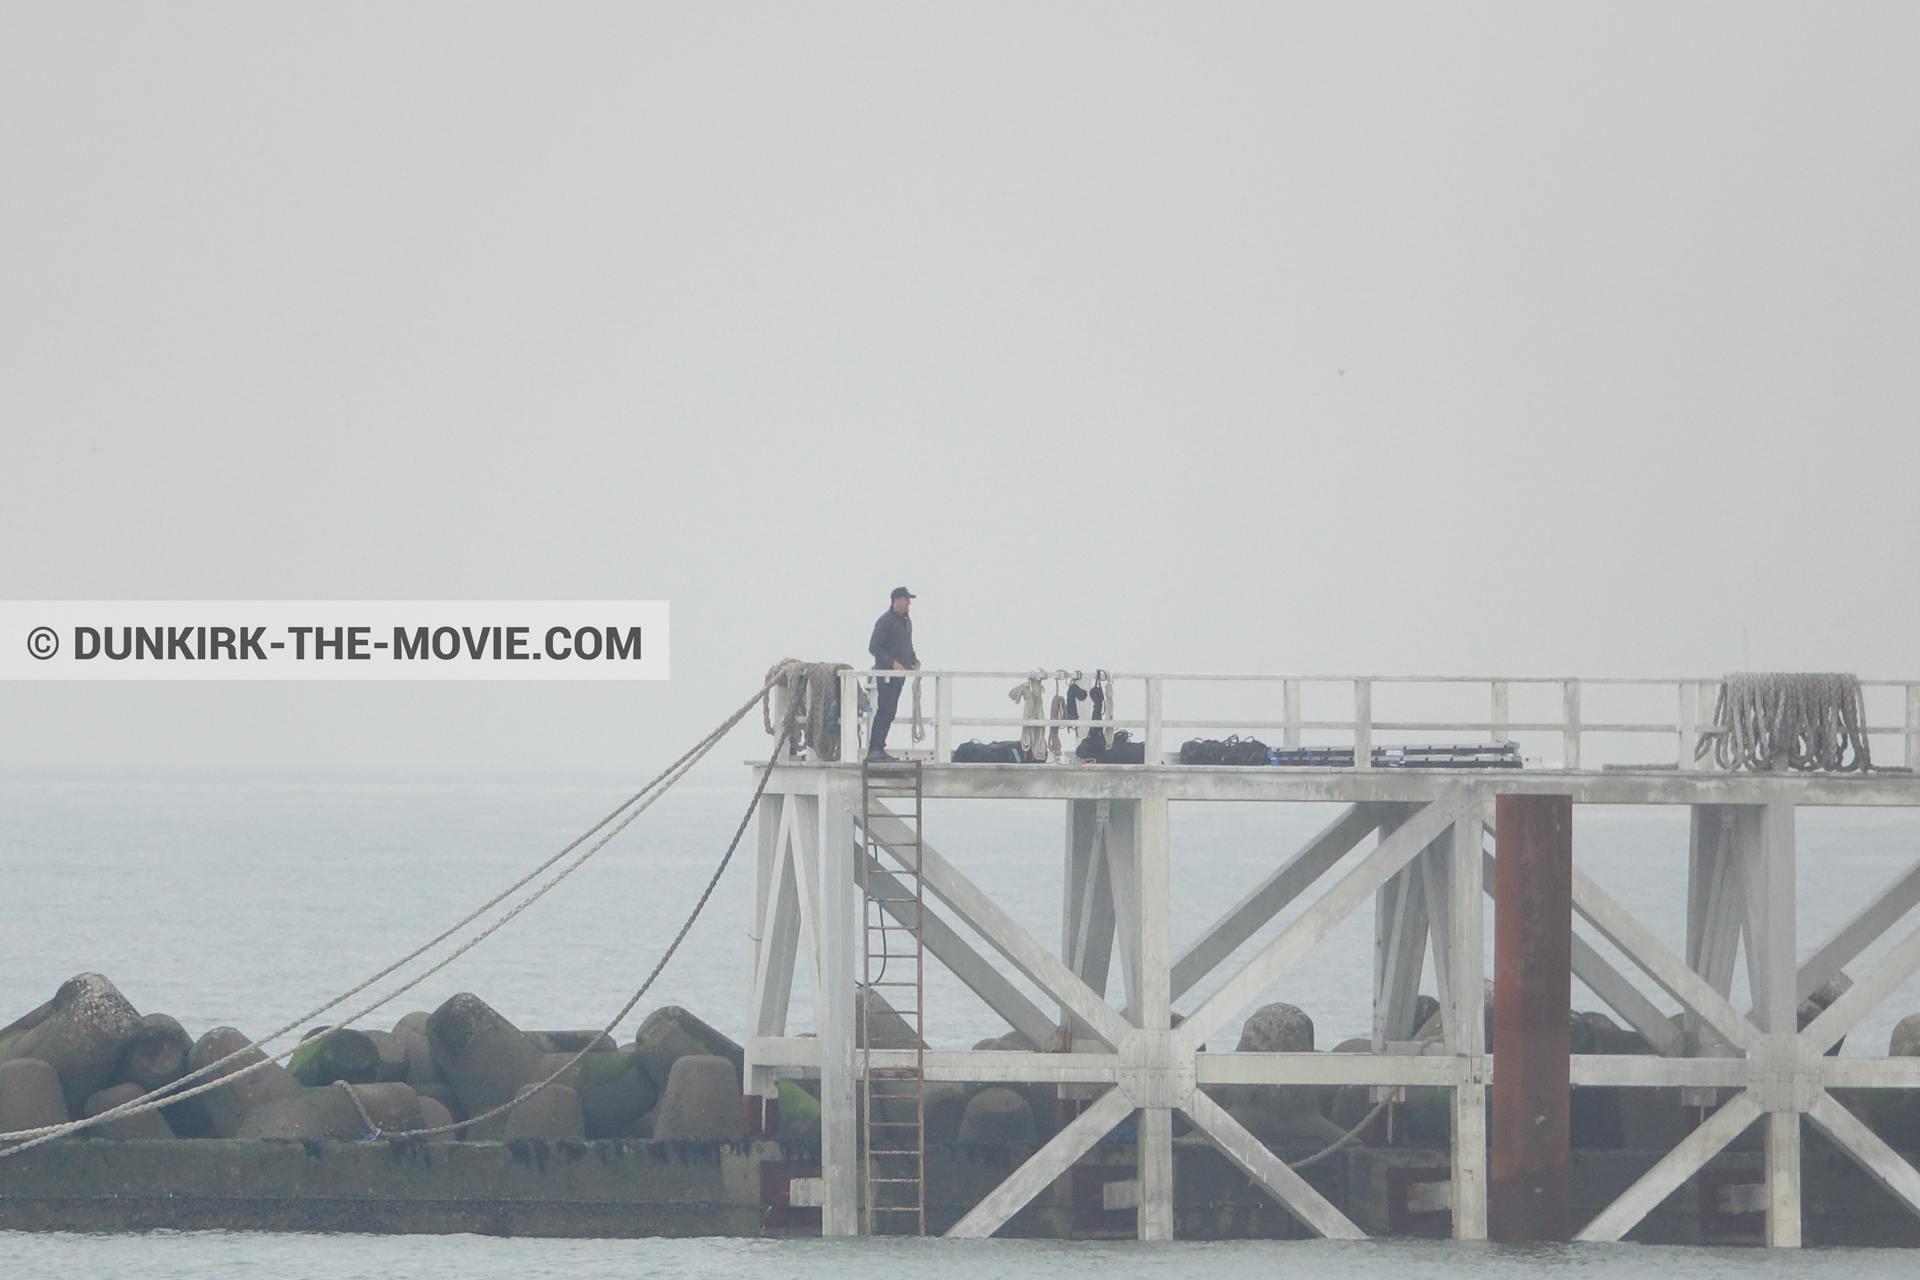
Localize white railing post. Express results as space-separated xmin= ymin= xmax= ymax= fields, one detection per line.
xmin=935 ymin=674 xmax=952 ymax=762
xmin=1698 ymin=680 xmax=1722 ymax=771
xmin=1354 ymin=679 xmax=1373 ymax=770
xmin=1678 ymin=681 xmax=1698 ymax=772
xmin=1907 ymin=684 xmax=1920 ymax=773
xmin=1283 ymin=679 xmax=1301 ymax=747
xmin=1562 ymin=680 xmax=1582 ymax=771
xmin=840 ymin=670 xmax=859 ymax=763
xmin=1491 ymin=681 xmax=1510 ymax=745
xmin=1144 ymin=676 xmax=1163 ymax=763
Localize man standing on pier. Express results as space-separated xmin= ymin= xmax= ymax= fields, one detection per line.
xmin=866 ymin=587 xmax=919 ymax=761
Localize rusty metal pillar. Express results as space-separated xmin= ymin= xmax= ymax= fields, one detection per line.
xmin=1490 ymin=794 xmax=1572 ymax=1242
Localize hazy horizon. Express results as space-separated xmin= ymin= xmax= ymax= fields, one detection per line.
xmin=5 ymin=4 xmax=1915 ymax=775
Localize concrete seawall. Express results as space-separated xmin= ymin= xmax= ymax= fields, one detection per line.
xmin=5 ymin=1135 xmax=1920 ymax=1244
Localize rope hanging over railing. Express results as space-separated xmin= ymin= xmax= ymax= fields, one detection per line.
xmin=1695 ymin=672 xmax=1874 ymax=772
xmin=765 ymin=659 xmax=852 ymax=761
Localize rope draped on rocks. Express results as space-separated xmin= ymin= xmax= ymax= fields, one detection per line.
xmin=0 ymin=684 xmax=784 ymax=1153
xmin=1695 ymin=672 xmax=1875 ymax=772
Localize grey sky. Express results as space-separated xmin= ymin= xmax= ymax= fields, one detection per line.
xmin=3 ymin=4 xmax=1915 ymax=774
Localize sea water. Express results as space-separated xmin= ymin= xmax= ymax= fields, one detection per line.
xmin=3 ymin=761 xmax=1918 ymax=1275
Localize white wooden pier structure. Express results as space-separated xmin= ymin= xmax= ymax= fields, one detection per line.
xmin=744 ymin=671 xmax=1920 ymax=1245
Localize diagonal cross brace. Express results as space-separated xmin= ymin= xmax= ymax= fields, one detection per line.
xmin=1802 ymin=921 xmax=1920 ymax=1054
xmin=1575 ymin=1090 xmax=1763 ymax=1241
xmin=1182 ymin=1084 xmax=1366 ymax=1238
xmin=1572 ymin=866 xmax=1760 ymax=1052
xmin=860 ymin=850 xmax=1057 ymax=1049
xmin=1807 ymin=1091 xmax=1920 ymax=1221
xmin=945 ymin=1087 xmax=1135 ymax=1238
xmin=861 ymin=806 xmax=1135 ymax=1049
xmin=1176 ymin=794 xmax=1462 ymax=1055
xmin=1170 ymin=802 xmax=1386 ymax=1001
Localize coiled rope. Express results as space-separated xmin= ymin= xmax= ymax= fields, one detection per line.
xmin=1009 ymin=672 xmax=1047 ymax=762
xmin=1 ymin=684 xmax=779 ymax=1152
xmin=1695 ymin=672 xmax=1874 ymax=772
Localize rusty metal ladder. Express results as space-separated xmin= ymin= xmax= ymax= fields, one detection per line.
xmin=859 ymin=758 xmax=926 ymax=1236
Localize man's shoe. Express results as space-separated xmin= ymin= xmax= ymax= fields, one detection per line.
xmin=866 ymin=749 xmax=897 ymax=762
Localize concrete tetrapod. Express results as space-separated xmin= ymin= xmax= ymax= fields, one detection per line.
xmin=572 ymin=1049 xmax=658 ymax=1138
xmin=81 ymin=1083 xmax=175 ymax=1140
xmin=633 ymin=1007 xmax=743 ymax=1102
xmin=289 ymin=1028 xmax=382 ymax=1087
xmin=0 ymin=1059 xmax=68 ymax=1134
xmin=189 ymin=1028 xmax=301 ymax=1139
xmin=956 ymin=1087 xmax=1035 ymax=1144
xmin=239 ymin=1082 xmax=425 ymax=1141
xmin=504 ymin=1083 xmax=586 ymax=1141
xmin=114 ymin=1014 xmax=193 ymax=1092
xmin=426 ymin=994 xmax=540 ymax=1124
xmin=652 ymin=1054 xmax=742 ymax=1141
xmin=0 ymin=974 xmax=143 ymax=1115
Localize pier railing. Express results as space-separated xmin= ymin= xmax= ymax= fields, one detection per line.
xmin=832 ymin=671 xmax=1920 ymax=772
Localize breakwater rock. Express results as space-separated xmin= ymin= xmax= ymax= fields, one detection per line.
xmin=0 ymin=975 xmax=742 ymax=1145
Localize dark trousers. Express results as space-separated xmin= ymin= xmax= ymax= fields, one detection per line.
xmin=870 ymin=676 xmax=904 ymax=753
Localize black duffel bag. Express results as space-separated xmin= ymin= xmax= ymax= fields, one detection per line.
xmin=1180 ymin=738 xmax=1224 ymax=765
xmin=1105 ymin=731 xmax=1145 ymax=764
xmin=952 ymin=740 xmax=1025 ymax=764
xmin=1222 ymin=736 xmax=1271 ymax=766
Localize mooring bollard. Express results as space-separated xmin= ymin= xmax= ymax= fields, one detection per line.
xmin=1491 ymin=794 xmax=1573 ymax=1242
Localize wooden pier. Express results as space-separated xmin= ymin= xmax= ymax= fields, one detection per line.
xmin=743 ymin=671 xmax=1920 ymax=1244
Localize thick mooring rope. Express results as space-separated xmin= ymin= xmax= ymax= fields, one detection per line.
xmin=1695 ymin=672 xmax=1873 ymax=772
xmin=0 ymin=685 xmax=777 ymax=1152
xmin=1288 ymin=1095 xmax=1392 ymax=1170
xmin=765 ymin=659 xmax=852 ymax=761
xmin=352 ymin=709 xmax=796 ymax=1140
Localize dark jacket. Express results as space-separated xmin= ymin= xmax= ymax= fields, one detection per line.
xmin=868 ymin=609 xmax=917 ymax=670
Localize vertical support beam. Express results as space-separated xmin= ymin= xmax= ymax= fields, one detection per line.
xmin=1766 ymin=1115 xmax=1803 ymax=1248
xmin=1354 ymin=679 xmax=1373 ymax=770
xmin=935 ymin=674 xmax=952 ymax=762
xmin=814 ymin=786 xmax=859 ymax=1236
xmin=1135 ymin=791 xmax=1173 ymax=1241
xmin=1678 ymin=681 xmax=1698 ymax=771
xmin=1491 ymin=681 xmax=1510 ymax=745
xmin=840 ymin=671 xmax=859 ymax=764
xmin=1490 ymin=794 xmax=1572 ymax=1243
xmin=746 ymin=791 xmax=790 ymax=1097
xmin=1745 ymin=801 xmax=1801 ymax=1248
xmin=1064 ymin=799 xmax=1116 ymax=1041
xmin=1143 ymin=677 xmax=1163 ymax=764
xmin=1561 ymin=681 xmax=1582 ymax=771
xmin=1283 ymin=679 xmax=1302 ymax=747
xmin=1907 ymin=683 xmax=1920 ymax=773
xmin=1686 ymin=806 xmax=1745 ymax=1071
xmin=1373 ymin=824 xmax=1430 ymax=1048
xmin=1448 ymin=802 xmax=1488 ymax=1240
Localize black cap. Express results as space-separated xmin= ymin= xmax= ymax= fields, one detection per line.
xmin=890 ymin=586 xmax=915 ymax=600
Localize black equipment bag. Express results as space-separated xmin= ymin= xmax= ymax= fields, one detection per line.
xmin=1179 ymin=737 xmax=1227 ymax=765
xmin=1222 ymin=736 xmax=1271 ymax=766
xmin=952 ymin=740 xmax=1024 ymax=764
xmin=1105 ymin=732 xmax=1145 ymax=764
